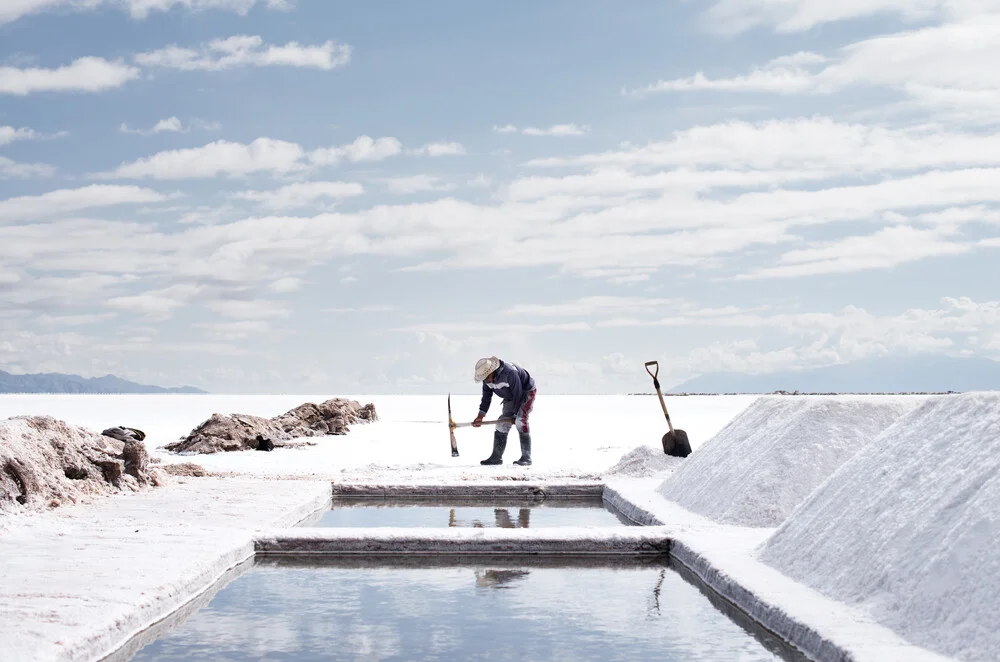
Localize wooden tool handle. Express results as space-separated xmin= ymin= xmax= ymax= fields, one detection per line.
xmin=452 ymin=418 xmax=514 ymax=429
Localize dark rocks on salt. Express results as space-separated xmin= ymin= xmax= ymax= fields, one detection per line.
xmin=165 ymin=397 xmax=378 ymax=454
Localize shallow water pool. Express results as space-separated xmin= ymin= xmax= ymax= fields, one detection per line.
xmin=299 ymin=497 xmax=633 ymax=528
xmin=124 ymin=557 xmax=796 ymax=661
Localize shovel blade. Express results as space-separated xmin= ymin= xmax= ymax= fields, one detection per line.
xmin=661 ymin=429 xmax=692 ymax=458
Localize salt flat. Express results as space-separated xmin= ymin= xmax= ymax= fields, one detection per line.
xmin=3 ymin=392 xmax=997 ymax=662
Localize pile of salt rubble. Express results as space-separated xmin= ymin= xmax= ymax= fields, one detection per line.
xmin=0 ymin=416 xmax=164 ymax=514
xmin=656 ymin=392 xmax=1000 ymax=662
xmin=165 ymin=397 xmax=378 ymax=454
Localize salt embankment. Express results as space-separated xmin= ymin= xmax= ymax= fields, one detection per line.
xmin=656 ymin=395 xmax=923 ymax=527
xmin=757 ymin=392 xmax=1000 ymax=662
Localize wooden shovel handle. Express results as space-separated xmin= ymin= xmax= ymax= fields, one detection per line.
xmin=644 ymin=360 xmax=659 ymax=382
xmin=645 ymin=360 xmax=675 ymax=434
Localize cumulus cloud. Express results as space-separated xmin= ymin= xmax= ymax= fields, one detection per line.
xmin=494 ymin=123 xmax=590 ymax=136
xmin=702 ymin=0 xmax=953 ymax=35
xmin=233 ymin=181 xmax=364 ymax=210
xmin=309 ymin=135 xmax=402 ymax=166
xmin=135 ymin=35 xmax=351 ymax=71
xmin=96 ymin=138 xmax=306 ymax=179
xmin=385 ymin=175 xmax=455 ymax=194
xmin=635 ymin=13 xmax=1000 ymax=124
xmin=0 ymin=185 xmax=169 ymax=221
xmin=629 ymin=52 xmax=827 ymax=96
xmin=408 ymin=141 xmax=466 ymax=156
xmin=0 ymin=156 xmax=56 ymax=178
xmin=738 ymin=225 xmax=973 ymax=279
xmin=525 ymin=118 xmax=1000 ymax=174
xmin=0 ymin=126 xmax=39 ymax=145
xmin=120 ymin=117 xmax=186 ymax=135
xmin=0 ymin=57 xmax=140 ymax=95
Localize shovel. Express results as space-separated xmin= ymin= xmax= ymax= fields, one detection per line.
xmin=644 ymin=361 xmax=692 ymax=458
xmin=448 ymin=393 xmax=514 ymax=457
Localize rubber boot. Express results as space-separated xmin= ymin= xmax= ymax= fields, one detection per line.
xmin=513 ymin=432 xmax=532 ymax=466
xmin=480 ymin=430 xmax=508 ymax=465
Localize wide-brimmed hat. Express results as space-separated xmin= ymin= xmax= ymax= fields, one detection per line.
xmin=475 ymin=356 xmax=500 ymax=382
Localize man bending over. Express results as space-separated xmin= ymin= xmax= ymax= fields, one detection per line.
xmin=472 ymin=356 xmax=537 ymax=466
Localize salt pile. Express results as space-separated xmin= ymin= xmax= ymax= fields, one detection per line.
xmin=757 ymin=392 xmax=1000 ymax=661
xmin=605 ymin=444 xmax=684 ymax=477
xmin=0 ymin=415 xmax=162 ymax=514
xmin=657 ymin=395 xmax=922 ymax=527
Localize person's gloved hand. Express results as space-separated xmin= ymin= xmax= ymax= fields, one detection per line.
xmin=472 ymin=414 xmax=484 ymax=428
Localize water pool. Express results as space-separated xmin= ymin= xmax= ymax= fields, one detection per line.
xmin=122 ymin=557 xmax=800 ymax=661
xmin=298 ymin=497 xmax=633 ymax=528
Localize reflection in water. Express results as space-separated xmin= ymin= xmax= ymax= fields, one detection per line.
xmin=126 ymin=561 xmax=785 ymax=662
xmin=474 ymin=568 xmax=531 ymax=589
xmin=306 ymin=501 xmax=634 ymax=528
xmin=449 ymin=507 xmax=532 ymax=528
xmin=648 ymin=569 xmax=666 ymax=618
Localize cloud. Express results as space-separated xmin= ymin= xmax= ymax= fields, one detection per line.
xmin=0 ymin=0 xmax=288 ymax=25
xmin=0 ymin=185 xmax=169 ymax=221
xmin=495 ymin=123 xmax=590 ymax=136
xmin=204 ymin=299 xmax=290 ymax=320
xmin=596 ymin=296 xmax=1000 ymax=379
xmin=135 ymin=35 xmax=351 ymax=71
xmin=0 ymin=156 xmax=56 ymax=178
xmin=522 ymin=123 xmax=591 ymax=136
xmin=96 ymin=137 xmax=306 ymax=179
xmin=408 ymin=141 xmax=466 ymax=156
xmin=400 ymin=321 xmax=592 ymax=334
xmin=0 ymin=57 xmax=140 ymax=95
xmin=505 ymin=167 xmax=831 ymax=202
xmin=629 ymin=52 xmax=827 ymax=96
xmin=385 ymin=175 xmax=456 ymax=195
xmin=308 ymin=135 xmax=402 ymax=166
xmin=233 ymin=181 xmax=364 ymax=210
xmin=702 ymin=0 xmax=951 ymax=35
xmin=524 ymin=118 xmax=1000 ymax=174
xmin=192 ymin=319 xmax=273 ymax=339
xmin=120 ymin=117 xmax=187 ymax=136
xmin=326 ymin=305 xmax=397 ymax=313
xmin=267 ymin=277 xmax=304 ymax=293
xmin=0 ymin=126 xmax=38 ymax=145
xmin=636 ymin=14 xmax=1000 ymax=124
xmin=504 ymin=296 xmax=683 ymax=317
xmin=106 ymin=283 xmax=205 ymax=319
xmin=738 ymin=225 xmax=973 ymax=279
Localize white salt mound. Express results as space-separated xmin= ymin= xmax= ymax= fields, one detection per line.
xmin=657 ymin=395 xmax=922 ymax=527
xmin=605 ymin=445 xmax=684 ymax=477
xmin=758 ymin=392 xmax=1000 ymax=662
xmin=0 ymin=415 xmax=161 ymax=514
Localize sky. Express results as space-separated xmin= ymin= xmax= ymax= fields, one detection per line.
xmin=1 ymin=0 xmax=1000 ymax=395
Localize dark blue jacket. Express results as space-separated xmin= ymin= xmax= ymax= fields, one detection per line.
xmin=479 ymin=360 xmax=535 ymax=415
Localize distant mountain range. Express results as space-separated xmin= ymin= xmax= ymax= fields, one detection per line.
xmin=669 ymin=356 xmax=1000 ymax=394
xmin=0 ymin=370 xmax=206 ymax=394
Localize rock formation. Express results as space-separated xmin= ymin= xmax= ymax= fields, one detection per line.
xmin=0 ymin=416 xmax=163 ymax=514
xmin=165 ymin=397 xmax=378 ymax=454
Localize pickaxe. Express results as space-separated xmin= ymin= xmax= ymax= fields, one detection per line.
xmin=448 ymin=393 xmax=513 ymax=457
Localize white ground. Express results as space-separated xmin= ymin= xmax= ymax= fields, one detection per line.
xmin=0 ymin=393 xmax=757 ymax=482
xmin=0 ymin=392 xmax=995 ymax=662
